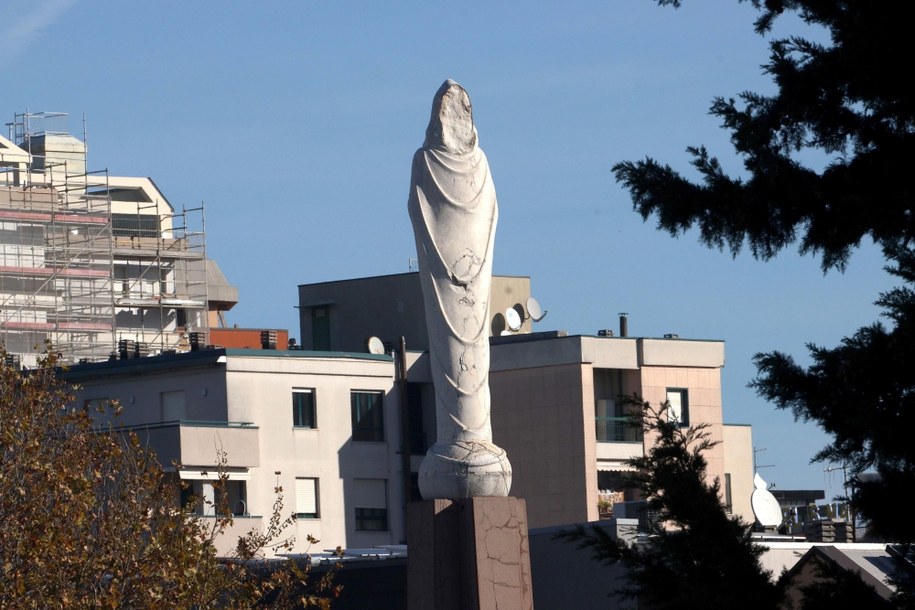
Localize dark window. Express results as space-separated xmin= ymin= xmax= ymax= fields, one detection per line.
xmin=724 ymin=473 xmax=733 ymax=514
xmin=351 ymin=391 xmax=384 ymax=442
xmin=293 ymin=389 xmax=316 ymax=428
xmin=355 ymin=507 xmax=388 ymax=531
xmin=594 ymin=369 xmax=642 ymax=442
xmin=409 ymin=472 xmax=422 ymax=502
xmin=312 ymin=306 xmax=330 ymax=350
xmin=406 ymin=382 xmax=428 ymax=454
xmin=111 ymin=213 xmax=160 ymax=237
xmin=182 ymin=480 xmax=247 ymax=517
xmin=666 ymin=388 xmax=689 ymax=427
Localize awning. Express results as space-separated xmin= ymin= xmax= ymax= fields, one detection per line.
xmin=178 ymin=469 xmax=251 ymax=481
xmin=596 ymin=462 xmax=636 ymax=472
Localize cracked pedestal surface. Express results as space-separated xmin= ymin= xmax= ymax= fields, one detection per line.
xmin=408 ymin=79 xmax=511 ymax=499
xmin=407 ymin=498 xmax=533 ymax=610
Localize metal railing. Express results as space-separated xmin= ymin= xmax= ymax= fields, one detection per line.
xmin=595 ymin=416 xmax=642 ymax=443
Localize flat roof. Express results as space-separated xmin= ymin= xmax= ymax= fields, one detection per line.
xmin=61 ymin=346 xmax=392 ymax=381
xmin=298 ymin=271 xmax=531 ymax=289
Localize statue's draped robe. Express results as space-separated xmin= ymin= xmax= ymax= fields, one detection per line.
xmin=408 ymin=138 xmax=497 ymax=446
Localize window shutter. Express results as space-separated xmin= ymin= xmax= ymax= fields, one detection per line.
xmin=296 ymin=478 xmax=317 ymax=515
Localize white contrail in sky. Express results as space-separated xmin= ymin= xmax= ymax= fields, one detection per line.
xmin=0 ymin=0 xmax=79 ymax=61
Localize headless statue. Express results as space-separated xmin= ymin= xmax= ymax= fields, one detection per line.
xmin=409 ymin=79 xmax=512 ymax=499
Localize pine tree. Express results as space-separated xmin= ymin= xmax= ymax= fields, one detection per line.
xmin=563 ymin=399 xmax=782 ymax=609
xmin=613 ymin=0 xmax=915 ymax=544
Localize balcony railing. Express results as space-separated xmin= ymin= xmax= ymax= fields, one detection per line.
xmin=596 ymin=416 xmax=643 ymax=443
xmin=116 ymin=420 xmax=260 ymax=468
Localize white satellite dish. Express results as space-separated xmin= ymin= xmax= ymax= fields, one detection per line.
xmin=505 ymin=307 xmax=522 ymax=332
xmin=526 ymin=296 xmax=547 ymax=322
xmin=366 ymin=336 xmax=385 ymax=355
xmin=750 ymin=473 xmax=782 ymax=529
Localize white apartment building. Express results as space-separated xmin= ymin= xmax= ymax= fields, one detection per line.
xmin=66 ymin=348 xmax=407 ymax=556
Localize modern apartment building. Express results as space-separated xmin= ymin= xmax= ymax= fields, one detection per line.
xmin=299 ymin=273 xmax=756 ymax=526
xmin=65 ymin=347 xmax=402 ymax=557
xmin=1 ymin=111 xmax=236 ymax=367
xmin=63 ymin=272 xmax=755 ymax=556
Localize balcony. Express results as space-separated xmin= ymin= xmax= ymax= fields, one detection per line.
xmin=124 ymin=420 xmax=260 ymax=469
xmin=595 ymin=416 xmax=643 ymax=443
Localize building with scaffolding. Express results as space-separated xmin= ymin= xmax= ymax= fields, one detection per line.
xmin=0 ymin=111 xmax=236 ymax=367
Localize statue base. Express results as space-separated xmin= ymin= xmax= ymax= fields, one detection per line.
xmin=407 ymin=497 xmax=533 ymax=610
xmin=418 ymin=440 xmax=512 ymax=499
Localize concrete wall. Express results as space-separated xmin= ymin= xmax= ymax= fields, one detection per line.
xmin=298 ymin=273 xmax=428 ymax=352
xmin=297 ymin=273 xmax=532 ymax=352
xmin=491 ymin=362 xmax=598 ymax=528
xmin=638 ymin=363 xmax=727 ymax=499
xmin=723 ymin=424 xmax=755 ymax=525
xmin=75 ymin=365 xmax=229 ymax=425
xmin=529 ymin=520 xmax=638 ymax=610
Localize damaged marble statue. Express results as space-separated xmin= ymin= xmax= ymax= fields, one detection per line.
xmin=408 ymin=79 xmax=512 ymax=499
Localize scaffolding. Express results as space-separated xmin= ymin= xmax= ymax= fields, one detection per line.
xmin=110 ymin=200 xmax=209 ymax=355
xmin=0 ymin=112 xmax=208 ymax=366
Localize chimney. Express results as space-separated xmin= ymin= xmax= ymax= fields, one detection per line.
xmin=619 ymin=313 xmax=628 ymax=338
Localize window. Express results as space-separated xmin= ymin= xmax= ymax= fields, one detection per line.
xmin=406 ymin=382 xmax=430 ymax=454
xmin=724 ymin=473 xmax=733 ymax=514
xmin=351 ymin=391 xmax=384 ymax=442
xmin=292 ymin=389 xmax=316 ymax=428
xmin=666 ymin=388 xmax=689 ymax=427
xmin=111 ymin=212 xmax=160 ymax=237
xmin=353 ymin=479 xmax=388 ymax=531
xmin=355 ymin=508 xmax=388 ymax=531
xmin=295 ymin=478 xmax=319 ymax=519
xmin=182 ymin=480 xmax=248 ymax=517
xmin=160 ymin=390 xmax=186 ymax=421
xmin=594 ymin=369 xmax=641 ymax=442
xmin=312 ymin=306 xmax=330 ymax=350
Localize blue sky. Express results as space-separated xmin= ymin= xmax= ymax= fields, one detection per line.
xmin=3 ymin=1 xmax=892 ymax=501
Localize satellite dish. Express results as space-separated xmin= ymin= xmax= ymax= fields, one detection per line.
xmin=366 ymin=336 xmax=385 ymax=355
xmin=750 ymin=473 xmax=782 ymax=528
xmin=491 ymin=312 xmax=506 ymax=336
xmin=505 ymin=307 xmax=522 ymax=332
xmin=526 ymin=296 xmax=547 ymax=322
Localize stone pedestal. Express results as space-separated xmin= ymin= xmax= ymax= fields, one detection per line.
xmin=407 ymin=497 xmax=533 ymax=610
